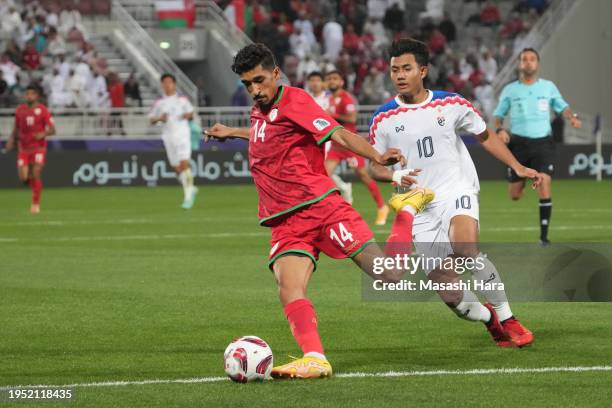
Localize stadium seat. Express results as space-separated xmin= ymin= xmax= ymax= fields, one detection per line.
xmin=76 ymin=0 xmax=94 ymax=16
xmin=93 ymin=0 xmax=111 ymax=16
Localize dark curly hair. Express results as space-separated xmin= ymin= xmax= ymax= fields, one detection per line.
xmin=25 ymin=83 xmax=41 ymax=94
xmin=231 ymin=43 xmax=277 ymax=75
xmin=160 ymin=72 xmax=176 ymax=82
xmin=389 ymin=38 xmax=429 ymax=67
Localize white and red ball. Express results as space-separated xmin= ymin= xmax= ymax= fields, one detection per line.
xmin=223 ymin=336 xmax=273 ymax=383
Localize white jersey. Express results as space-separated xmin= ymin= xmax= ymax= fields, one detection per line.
xmin=309 ymin=90 xmax=330 ymax=110
xmin=148 ymin=93 xmax=194 ymax=140
xmin=369 ymin=90 xmax=487 ymax=202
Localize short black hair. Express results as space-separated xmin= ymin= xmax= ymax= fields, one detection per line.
xmin=25 ymin=84 xmax=40 ymax=94
xmin=160 ymin=73 xmax=176 ymax=82
xmin=519 ymin=47 xmax=540 ymax=61
xmin=307 ymin=71 xmax=323 ymax=80
xmin=231 ymin=43 xmax=277 ymax=75
xmin=389 ymin=38 xmax=429 ymax=66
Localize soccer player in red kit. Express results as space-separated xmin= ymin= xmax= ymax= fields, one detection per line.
xmin=324 ymin=70 xmax=390 ymax=225
xmin=205 ymin=44 xmax=433 ymax=379
xmin=6 ymin=85 xmax=55 ymax=213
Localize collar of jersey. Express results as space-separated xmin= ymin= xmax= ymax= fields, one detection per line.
xmin=394 ymin=89 xmax=433 ymax=108
xmin=273 ymin=85 xmax=284 ymax=104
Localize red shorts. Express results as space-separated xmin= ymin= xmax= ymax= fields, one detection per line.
xmin=17 ymin=150 xmax=46 ymax=167
xmin=268 ymin=191 xmax=374 ymax=270
xmin=326 ymin=146 xmax=366 ymax=169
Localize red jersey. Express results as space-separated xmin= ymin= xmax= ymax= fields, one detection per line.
xmin=328 ymin=90 xmax=357 ymax=133
xmin=109 ymin=83 xmax=125 ymax=107
xmin=14 ymin=103 xmax=54 ymax=152
xmin=249 ymin=85 xmax=343 ymax=226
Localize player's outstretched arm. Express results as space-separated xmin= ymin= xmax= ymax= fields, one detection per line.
xmin=476 ymin=128 xmax=543 ymax=188
xmin=204 ymin=123 xmax=250 ymax=142
xmin=370 ymin=162 xmax=421 ymax=187
xmin=330 ymin=128 xmax=405 ymax=166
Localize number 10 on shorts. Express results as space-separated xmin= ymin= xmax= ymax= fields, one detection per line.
xmin=329 ymin=222 xmax=354 ymax=248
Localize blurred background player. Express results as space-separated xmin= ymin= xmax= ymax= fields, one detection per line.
xmin=5 ymin=84 xmax=55 ymax=214
xmin=324 ymin=70 xmax=389 ymax=225
xmin=149 ymin=73 xmax=197 ymax=209
xmin=306 ymin=70 xmax=353 ymax=203
xmin=305 ymin=71 xmax=329 ymax=110
xmin=494 ymin=48 xmax=582 ymax=245
xmin=370 ymin=38 xmax=543 ymax=348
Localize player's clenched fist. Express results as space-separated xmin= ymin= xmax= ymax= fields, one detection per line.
xmin=514 ymin=165 xmax=544 ymax=189
xmin=204 ymin=123 xmax=233 ymax=142
xmin=377 ymin=148 xmax=406 ymax=167
xmin=392 ymin=168 xmax=421 ymax=187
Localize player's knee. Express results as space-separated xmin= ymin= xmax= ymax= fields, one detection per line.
xmin=277 ymin=285 xmax=307 ymax=305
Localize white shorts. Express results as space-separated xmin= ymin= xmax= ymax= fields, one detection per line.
xmin=412 ymin=191 xmax=480 ymax=274
xmin=163 ymin=136 xmax=191 ymax=167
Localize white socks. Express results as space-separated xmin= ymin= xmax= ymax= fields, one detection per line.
xmin=453 ymin=290 xmax=491 ymax=323
xmin=400 ymin=205 xmax=417 ymax=217
xmin=178 ymin=168 xmax=194 ymax=200
xmin=304 ymin=351 xmax=327 ymax=361
xmin=470 ymin=253 xmax=513 ymax=321
xmin=331 ymin=174 xmax=350 ymax=191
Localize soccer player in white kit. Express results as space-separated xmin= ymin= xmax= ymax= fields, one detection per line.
xmin=370 ymin=38 xmax=543 ymax=347
xmin=149 ymin=73 xmax=198 ymax=209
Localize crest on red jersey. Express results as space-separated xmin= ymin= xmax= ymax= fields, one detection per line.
xmin=269 ymin=108 xmax=278 ymax=122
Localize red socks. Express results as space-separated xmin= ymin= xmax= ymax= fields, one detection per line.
xmin=366 ymin=180 xmax=385 ymax=208
xmin=283 ymin=298 xmax=324 ymax=355
xmin=30 ymin=179 xmax=42 ymax=205
xmin=385 ymin=210 xmax=414 ymax=256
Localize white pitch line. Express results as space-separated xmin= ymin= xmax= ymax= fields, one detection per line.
xmin=1 ymin=365 xmax=611 ymax=390
xmin=3 ymin=224 xmax=612 ymax=243
xmin=1 ymin=224 xmax=612 ymax=243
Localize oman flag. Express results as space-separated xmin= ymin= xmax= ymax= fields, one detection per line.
xmin=155 ymin=0 xmax=196 ymax=28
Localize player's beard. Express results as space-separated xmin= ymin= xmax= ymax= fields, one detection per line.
xmin=255 ymin=97 xmax=272 ymax=110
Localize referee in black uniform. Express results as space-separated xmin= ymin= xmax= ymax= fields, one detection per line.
xmin=493 ymin=48 xmax=582 ymax=245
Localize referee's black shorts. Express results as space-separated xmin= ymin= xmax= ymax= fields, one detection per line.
xmin=507 ymin=134 xmax=555 ymax=182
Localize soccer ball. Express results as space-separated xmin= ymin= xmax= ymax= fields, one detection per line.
xmin=224 ymin=336 xmax=273 ymax=383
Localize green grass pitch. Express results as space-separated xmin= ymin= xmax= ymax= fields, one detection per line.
xmin=1 ymin=179 xmax=611 ymax=407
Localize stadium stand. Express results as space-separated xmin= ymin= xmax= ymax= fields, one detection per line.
xmin=0 ymin=0 xmax=603 ymax=144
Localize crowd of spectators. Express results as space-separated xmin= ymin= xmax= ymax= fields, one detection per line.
xmin=222 ymin=0 xmax=549 ymax=119
xmin=0 ymin=0 xmax=142 ymax=117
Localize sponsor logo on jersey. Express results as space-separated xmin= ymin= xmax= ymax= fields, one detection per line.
xmin=269 ymin=108 xmax=278 ymax=122
xmin=437 ymin=116 xmax=445 ymax=126
xmin=313 ymin=118 xmax=330 ymax=131
xmin=34 ymin=108 xmax=41 ymax=115
xmin=395 ymin=125 xmax=405 ymax=133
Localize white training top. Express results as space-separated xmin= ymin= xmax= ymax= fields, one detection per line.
xmin=309 ymin=90 xmax=330 ymax=111
xmin=148 ymin=93 xmax=194 ymax=140
xmin=369 ymin=90 xmax=487 ymax=202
